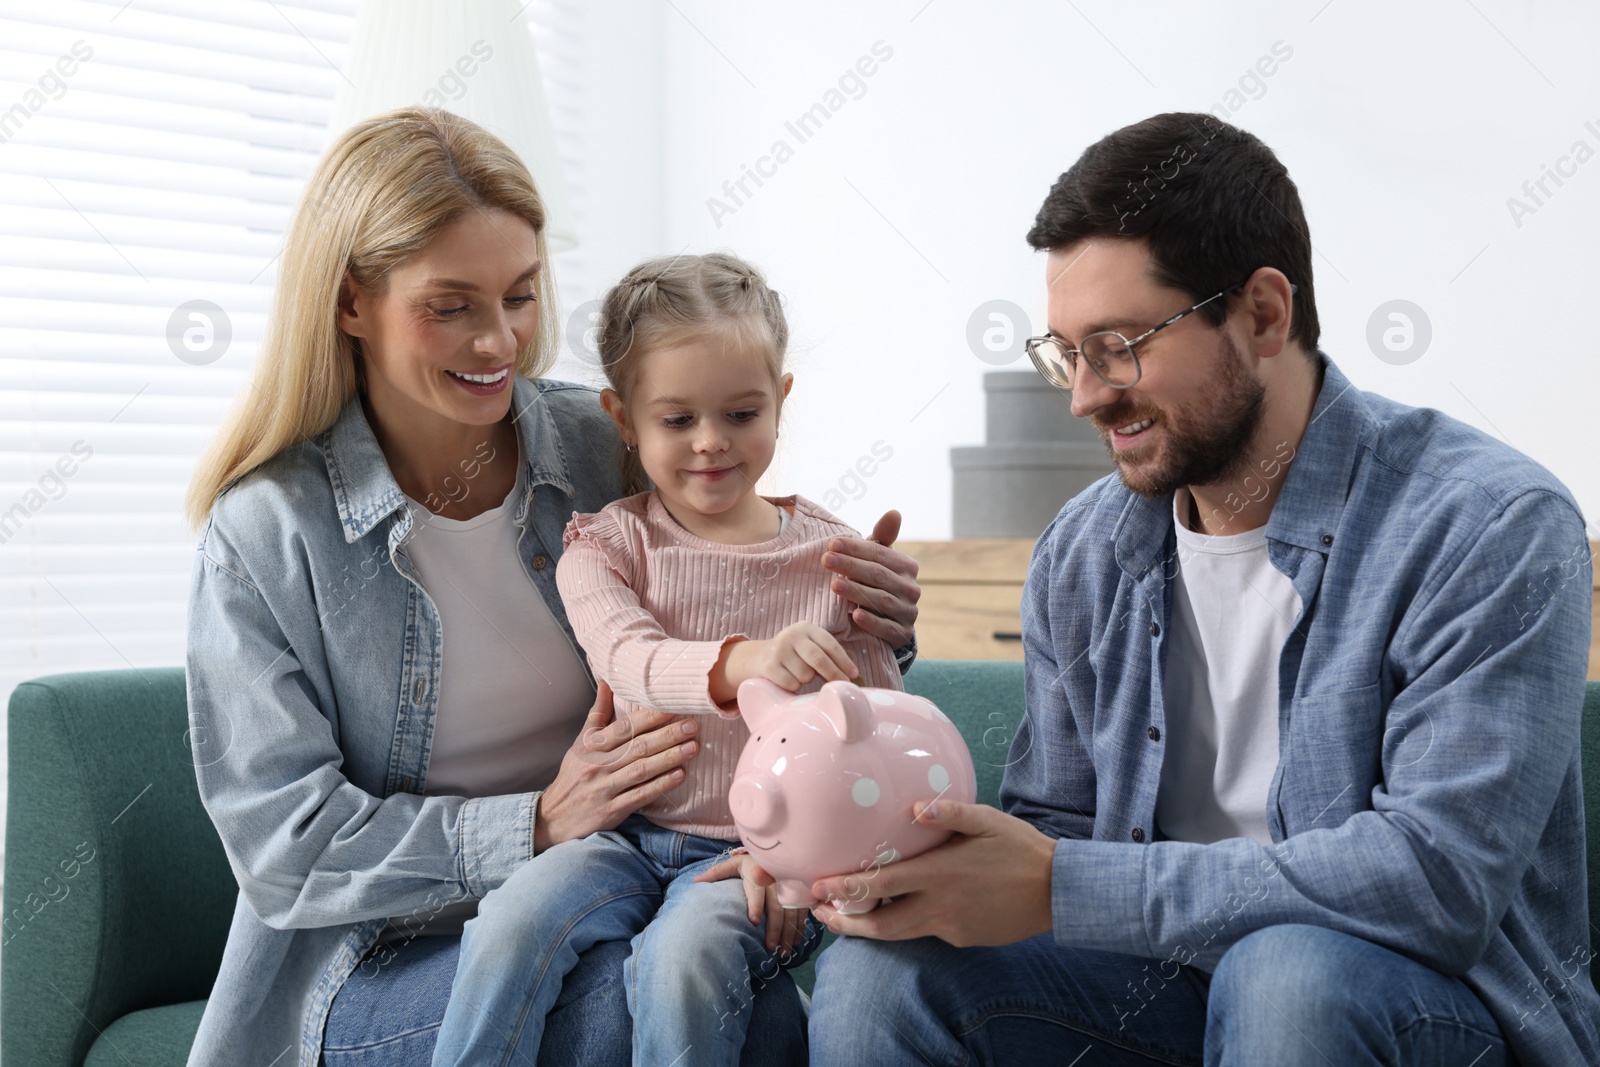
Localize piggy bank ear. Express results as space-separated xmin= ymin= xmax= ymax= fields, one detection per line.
xmin=737 ymin=678 xmax=791 ymax=732
xmin=819 ymin=681 xmax=873 ymax=744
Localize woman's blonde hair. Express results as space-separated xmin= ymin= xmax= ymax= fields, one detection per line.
xmin=185 ymin=106 xmax=559 ymax=528
xmin=597 ymin=252 xmax=788 ymax=496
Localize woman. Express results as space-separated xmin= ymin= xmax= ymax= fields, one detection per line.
xmin=181 ymin=107 xmax=920 ymax=1066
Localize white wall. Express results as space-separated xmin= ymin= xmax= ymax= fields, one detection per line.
xmin=542 ymin=0 xmax=667 ymax=369
xmin=645 ymin=0 xmax=1600 ymax=540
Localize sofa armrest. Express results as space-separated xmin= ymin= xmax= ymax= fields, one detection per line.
xmin=3 ymin=669 xmax=236 ymax=1067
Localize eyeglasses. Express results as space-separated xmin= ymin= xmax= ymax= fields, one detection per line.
xmin=1024 ymin=278 xmax=1296 ymax=391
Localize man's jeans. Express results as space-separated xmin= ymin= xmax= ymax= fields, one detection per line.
xmin=432 ymin=814 xmax=822 ymax=1067
xmin=809 ymin=924 xmax=1509 ymax=1065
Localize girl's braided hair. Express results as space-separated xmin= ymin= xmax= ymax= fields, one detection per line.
xmin=596 ymin=252 xmax=789 ymax=495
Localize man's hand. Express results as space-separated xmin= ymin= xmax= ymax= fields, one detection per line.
xmin=809 ymin=800 xmax=1057 ymax=947
xmin=824 ymin=509 xmax=920 ymax=648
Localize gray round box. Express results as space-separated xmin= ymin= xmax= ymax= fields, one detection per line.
xmin=952 ymin=372 xmax=1115 ymax=538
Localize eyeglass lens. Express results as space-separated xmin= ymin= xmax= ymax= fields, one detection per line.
xmin=1079 ymin=333 xmax=1138 ymax=387
xmin=1032 ymin=334 xmax=1138 ymax=389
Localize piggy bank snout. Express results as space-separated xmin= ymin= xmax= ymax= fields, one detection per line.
xmin=729 ymin=775 xmax=785 ymax=835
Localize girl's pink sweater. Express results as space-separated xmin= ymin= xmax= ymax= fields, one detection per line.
xmin=555 ymin=490 xmax=902 ymax=839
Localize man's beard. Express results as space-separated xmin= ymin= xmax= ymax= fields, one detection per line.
xmin=1091 ymin=331 xmax=1266 ymax=499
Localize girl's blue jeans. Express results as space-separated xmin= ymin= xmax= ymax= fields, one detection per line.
xmin=428 ymin=814 xmax=822 ymax=1067
xmin=322 ymin=934 xmax=808 ymax=1066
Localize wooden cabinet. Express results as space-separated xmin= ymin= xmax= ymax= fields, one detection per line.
xmin=903 ymin=540 xmax=1600 ymax=681
xmin=898 ymin=540 xmax=1033 ymax=661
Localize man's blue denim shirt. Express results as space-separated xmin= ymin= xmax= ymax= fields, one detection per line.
xmin=1003 ymin=356 xmax=1598 ymax=1064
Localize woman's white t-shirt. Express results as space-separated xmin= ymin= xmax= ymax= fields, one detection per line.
xmin=381 ymin=456 xmax=594 ymax=942
xmin=401 ymin=458 xmax=594 ymax=798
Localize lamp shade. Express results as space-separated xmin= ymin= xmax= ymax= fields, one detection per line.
xmin=325 ymin=0 xmax=577 ymax=250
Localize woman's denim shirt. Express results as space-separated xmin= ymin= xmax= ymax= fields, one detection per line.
xmin=184 ymin=377 xmax=626 ymax=1066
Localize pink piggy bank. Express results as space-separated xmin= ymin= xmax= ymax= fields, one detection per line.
xmin=728 ymin=678 xmax=977 ymax=913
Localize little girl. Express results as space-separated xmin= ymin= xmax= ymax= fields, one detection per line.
xmin=432 ymin=253 xmax=903 ymax=1066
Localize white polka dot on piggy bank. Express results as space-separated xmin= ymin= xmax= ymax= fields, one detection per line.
xmin=727 ymin=678 xmax=977 ymax=914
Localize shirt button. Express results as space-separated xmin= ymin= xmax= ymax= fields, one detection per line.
xmin=1131 ymin=827 xmax=1145 ymax=843
xmin=1321 ymin=534 xmax=1334 ymax=547
xmin=533 ymin=555 xmax=548 ymax=570
xmin=412 ymin=677 xmax=428 ymax=703
xmin=1149 ymin=622 xmax=1160 ymax=637
xmin=1147 ymin=725 xmax=1161 ymax=741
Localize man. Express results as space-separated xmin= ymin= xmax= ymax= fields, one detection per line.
xmin=806 ymin=113 xmax=1598 ymax=1065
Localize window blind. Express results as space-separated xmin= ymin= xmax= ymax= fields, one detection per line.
xmin=0 ymin=0 xmax=598 ymax=921
xmin=522 ymin=0 xmax=597 ymax=380
xmin=0 ymin=0 xmax=360 ymax=893
xmin=0 ymin=0 xmax=595 ymax=902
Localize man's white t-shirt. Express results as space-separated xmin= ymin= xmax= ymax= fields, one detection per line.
xmin=1154 ymin=488 xmax=1302 ymax=845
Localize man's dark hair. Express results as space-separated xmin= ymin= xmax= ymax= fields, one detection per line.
xmin=1027 ymin=112 xmax=1319 ymax=353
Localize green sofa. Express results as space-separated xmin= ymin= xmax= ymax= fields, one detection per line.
xmin=5 ymin=664 xmax=1598 ymax=1065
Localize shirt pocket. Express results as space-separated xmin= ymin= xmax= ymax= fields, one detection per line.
xmin=1277 ymin=680 xmax=1383 ymax=836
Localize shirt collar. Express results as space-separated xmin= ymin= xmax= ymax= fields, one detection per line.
xmin=1112 ymin=353 xmax=1371 ymax=576
xmin=1264 ymin=355 xmax=1371 ymax=554
xmin=321 ymin=375 xmax=576 ymax=544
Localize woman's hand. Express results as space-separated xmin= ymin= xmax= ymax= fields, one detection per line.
xmin=823 ymin=509 xmax=920 ymax=648
xmin=534 ymin=681 xmax=700 ymax=852
xmin=695 ymin=850 xmax=811 ymax=957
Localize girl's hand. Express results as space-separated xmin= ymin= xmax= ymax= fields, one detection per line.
xmin=751 ymin=621 xmax=859 ymax=691
xmin=822 ymin=509 xmax=921 ymax=648
xmin=696 ymin=850 xmax=811 ymax=957
xmin=534 ymin=681 xmax=700 ymax=852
